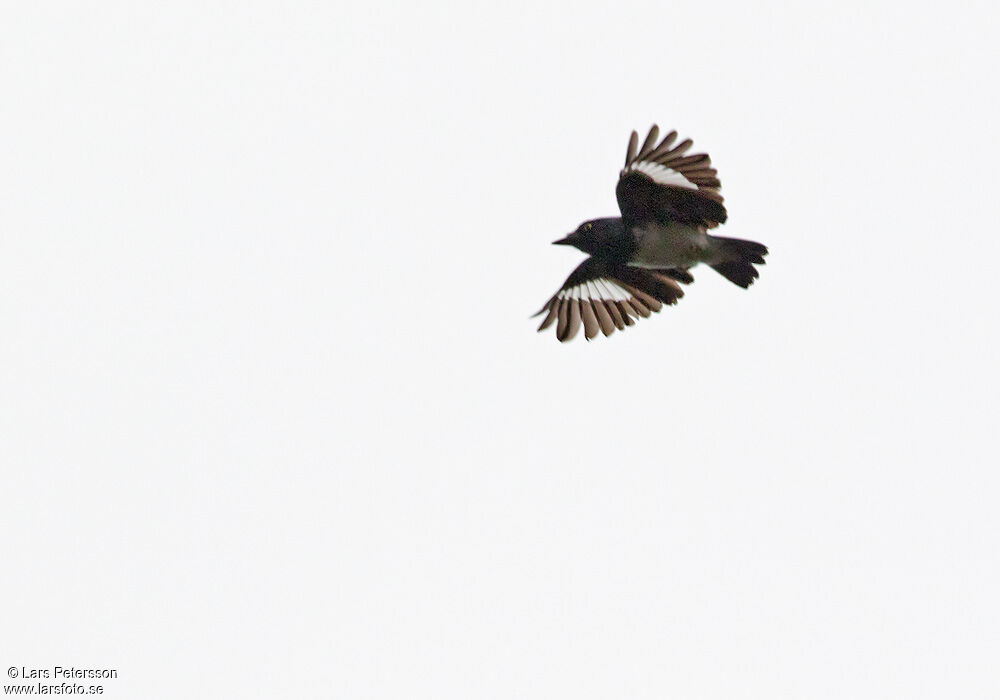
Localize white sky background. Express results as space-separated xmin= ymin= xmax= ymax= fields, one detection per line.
xmin=2 ymin=1 xmax=998 ymax=697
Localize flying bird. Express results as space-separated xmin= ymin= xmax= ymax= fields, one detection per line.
xmin=534 ymin=125 xmax=768 ymax=341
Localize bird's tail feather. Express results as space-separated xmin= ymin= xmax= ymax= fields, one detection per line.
xmin=709 ymin=236 xmax=768 ymax=288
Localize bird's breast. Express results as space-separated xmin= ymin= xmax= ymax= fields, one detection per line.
xmin=628 ymin=221 xmax=707 ymax=269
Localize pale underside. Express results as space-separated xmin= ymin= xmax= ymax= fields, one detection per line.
xmin=628 ymin=221 xmax=721 ymax=269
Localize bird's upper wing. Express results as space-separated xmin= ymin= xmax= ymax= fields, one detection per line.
xmin=616 ymin=125 xmax=727 ymax=228
xmin=533 ymin=257 xmax=687 ymax=342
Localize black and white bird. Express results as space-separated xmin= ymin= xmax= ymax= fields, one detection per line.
xmin=535 ymin=125 xmax=768 ymax=341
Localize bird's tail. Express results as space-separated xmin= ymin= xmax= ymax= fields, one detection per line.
xmin=708 ymin=236 xmax=768 ymax=288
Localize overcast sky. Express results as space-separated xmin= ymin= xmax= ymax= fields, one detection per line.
xmin=2 ymin=1 xmax=998 ymax=698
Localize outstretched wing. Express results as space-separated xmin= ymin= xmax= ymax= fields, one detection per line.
xmin=533 ymin=257 xmax=685 ymax=342
xmin=616 ymin=124 xmax=727 ymax=228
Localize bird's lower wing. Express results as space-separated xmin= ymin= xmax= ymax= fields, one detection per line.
xmin=534 ymin=258 xmax=684 ymax=342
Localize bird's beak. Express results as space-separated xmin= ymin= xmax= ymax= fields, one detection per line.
xmin=552 ymin=235 xmax=573 ymax=245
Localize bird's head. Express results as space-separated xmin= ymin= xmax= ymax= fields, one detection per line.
xmin=552 ymin=218 xmax=621 ymax=255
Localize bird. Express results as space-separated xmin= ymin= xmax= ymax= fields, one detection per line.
xmin=534 ymin=124 xmax=768 ymax=342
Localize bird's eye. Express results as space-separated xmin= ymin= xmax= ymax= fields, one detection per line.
xmin=584 ymin=223 xmax=592 ymax=231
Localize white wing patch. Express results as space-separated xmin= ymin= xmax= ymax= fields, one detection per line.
xmin=556 ymin=278 xmax=632 ymax=302
xmin=629 ymin=160 xmax=698 ymax=190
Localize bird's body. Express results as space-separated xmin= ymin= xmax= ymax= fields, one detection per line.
xmin=535 ymin=125 xmax=768 ymax=342
xmin=630 ymin=220 xmax=709 ymax=269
